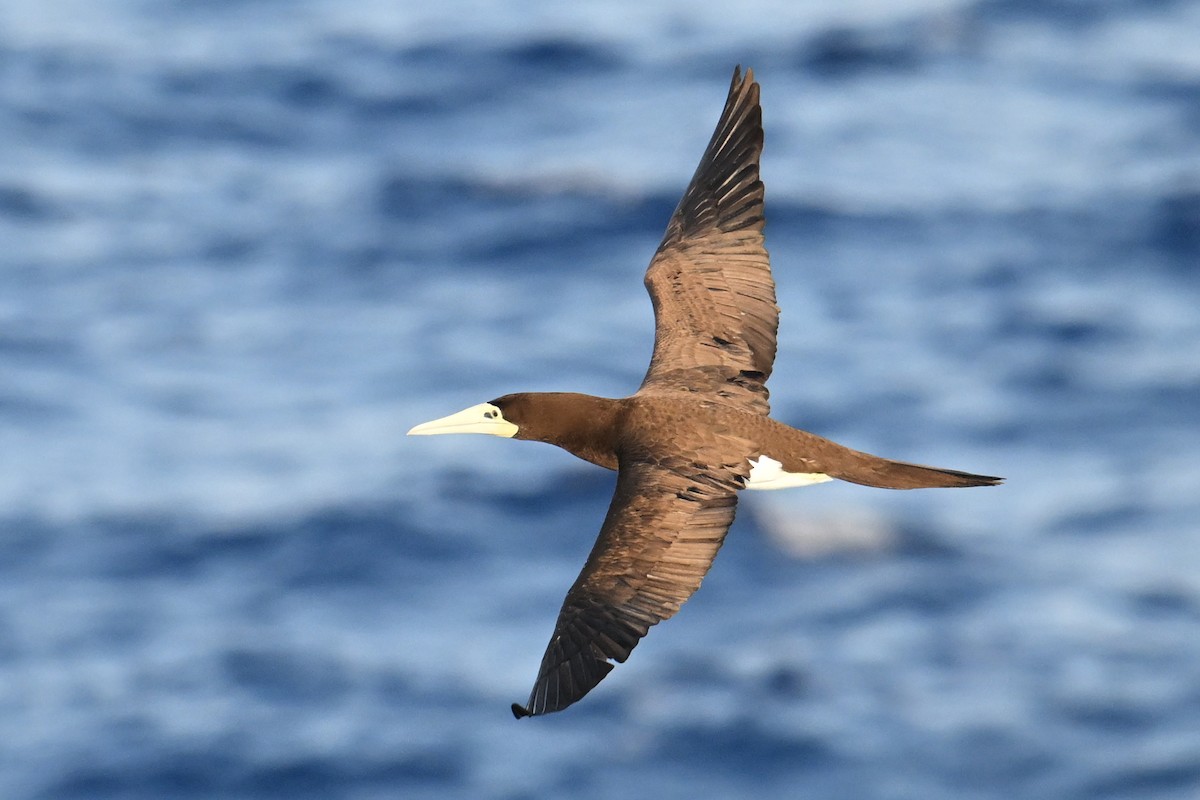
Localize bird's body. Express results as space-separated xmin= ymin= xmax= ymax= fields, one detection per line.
xmin=409 ymin=67 xmax=1001 ymax=718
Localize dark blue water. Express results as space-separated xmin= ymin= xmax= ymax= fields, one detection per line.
xmin=3 ymin=1 xmax=1200 ymax=798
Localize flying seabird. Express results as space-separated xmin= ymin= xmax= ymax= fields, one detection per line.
xmin=408 ymin=67 xmax=1002 ymax=718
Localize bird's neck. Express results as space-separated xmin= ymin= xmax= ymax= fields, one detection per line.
xmin=516 ymin=393 xmax=623 ymax=471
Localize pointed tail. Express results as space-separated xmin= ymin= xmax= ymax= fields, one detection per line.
xmin=765 ymin=419 xmax=1003 ymax=490
xmin=829 ymin=456 xmax=1003 ymax=490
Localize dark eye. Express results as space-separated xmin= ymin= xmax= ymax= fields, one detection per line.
xmin=484 ymin=410 xmax=496 ymax=419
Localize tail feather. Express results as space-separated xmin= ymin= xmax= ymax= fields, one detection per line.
xmin=766 ymin=419 xmax=1003 ymax=490
xmin=830 ymin=457 xmax=1003 ymax=490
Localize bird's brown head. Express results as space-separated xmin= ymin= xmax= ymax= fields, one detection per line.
xmin=487 ymin=393 xmax=540 ymax=440
xmin=408 ymin=392 xmax=621 ymax=470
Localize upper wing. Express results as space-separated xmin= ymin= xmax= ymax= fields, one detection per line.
xmin=511 ymin=452 xmax=748 ymax=718
xmin=638 ymin=66 xmax=778 ymax=416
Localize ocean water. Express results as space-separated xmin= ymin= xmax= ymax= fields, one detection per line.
xmin=2 ymin=1 xmax=1199 ymax=797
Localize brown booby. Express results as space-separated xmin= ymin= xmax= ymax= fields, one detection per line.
xmin=408 ymin=67 xmax=1002 ymax=718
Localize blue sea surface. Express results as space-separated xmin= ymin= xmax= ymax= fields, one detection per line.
xmin=3 ymin=1 xmax=1200 ymax=798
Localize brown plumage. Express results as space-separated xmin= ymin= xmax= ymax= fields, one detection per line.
xmin=407 ymin=67 xmax=1002 ymax=719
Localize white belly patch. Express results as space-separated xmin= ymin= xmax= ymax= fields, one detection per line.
xmin=745 ymin=455 xmax=831 ymax=491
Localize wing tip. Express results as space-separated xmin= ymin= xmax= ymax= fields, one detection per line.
xmin=732 ymin=65 xmax=759 ymax=106
xmin=732 ymin=64 xmax=755 ymax=83
xmin=511 ymin=702 xmax=532 ymax=719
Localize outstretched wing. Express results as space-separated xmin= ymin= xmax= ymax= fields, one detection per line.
xmin=638 ymin=66 xmax=778 ymax=416
xmin=512 ymin=452 xmax=748 ymax=718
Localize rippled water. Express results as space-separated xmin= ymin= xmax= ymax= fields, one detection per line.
xmin=3 ymin=1 xmax=1200 ymax=798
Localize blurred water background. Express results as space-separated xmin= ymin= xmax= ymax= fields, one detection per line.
xmin=2 ymin=1 xmax=1200 ymax=798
